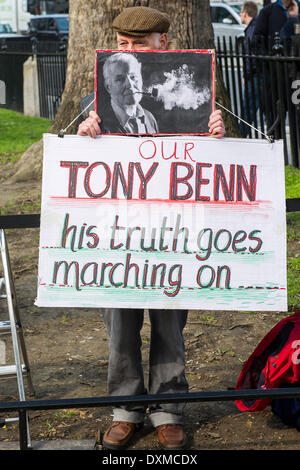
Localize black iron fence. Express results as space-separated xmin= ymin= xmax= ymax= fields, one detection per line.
xmin=0 ymin=40 xmax=31 ymax=114
xmin=215 ymin=34 xmax=300 ymax=169
xmin=0 ymin=39 xmax=67 ymax=119
xmin=0 ymin=36 xmax=300 ymax=167
xmin=36 ymin=51 xmax=67 ymax=119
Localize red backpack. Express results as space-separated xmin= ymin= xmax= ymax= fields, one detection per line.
xmin=235 ymin=312 xmax=300 ymax=412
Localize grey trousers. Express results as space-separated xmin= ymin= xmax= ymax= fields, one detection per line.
xmin=101 ymin=308 xmax=189 ymax=427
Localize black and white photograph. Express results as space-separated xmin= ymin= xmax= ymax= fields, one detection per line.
xmin=95 ymin=50 xmax=214 ymax=135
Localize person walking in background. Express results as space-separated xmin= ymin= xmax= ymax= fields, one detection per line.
xmin=280 ymin=10 xmax=300 ymax=52
xmin=254 ymin=0 xmax=299 ymax=46
xmin=253 ymin=0 xmax=299 ymax=152
xmin=239 ymin=1 xmax=261 ymax=137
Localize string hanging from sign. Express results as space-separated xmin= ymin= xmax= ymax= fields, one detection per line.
xmin=58 ymin=97 xmax=96 ymax=138
xmin=57 ymin=96 xmax=273 ymax=142
xmin=214 ymin=101 xmax=274 ymax=143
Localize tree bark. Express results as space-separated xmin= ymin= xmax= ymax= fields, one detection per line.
xmin=11 ymin=0 xmax=239 ymax=183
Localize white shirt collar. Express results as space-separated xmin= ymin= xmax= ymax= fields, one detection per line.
xmin=111 ymin=100 xmax=145 ymax=128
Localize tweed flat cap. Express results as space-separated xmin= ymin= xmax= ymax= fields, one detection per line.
xmin=112 ymin=6 xmax=170 ymax=36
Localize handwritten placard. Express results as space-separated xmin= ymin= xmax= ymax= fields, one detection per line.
xmin=36 ymin=134 xmax=287 ymax=311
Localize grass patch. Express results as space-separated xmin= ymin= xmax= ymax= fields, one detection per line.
xmin=285 ymin=167 xmax=300 ymax=308
xmin=285 ymin=165 xmax=300 ymax=199
xmin=287 ymin=211 xmax=300 ymax=228
xmin=0 ymin=108 xmax=51 ymax=164
xmin=287 ymin=256 xmax=300 ymax=309
xmin=200 ymin=315 xmax=217 ymax=323
xmin=54 ymin=410 xmax=78 ymax=420
xmin=287 ymin=228 xmax=300 ymax=242
xmin=285 ymin=166 xmax=300 ymax=308
xmin=0 ymin=197 xmax=41 ymax=215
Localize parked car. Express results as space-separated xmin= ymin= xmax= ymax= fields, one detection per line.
xmin=28 ymin=14 xmax=69 ymax=43
xmin=0 ymin=28 xmax=27 ymax=50
xmin=0 ymin=23 xmax=13 ymax=34
xmin=210 ymin=2 xmax=245 ymax=46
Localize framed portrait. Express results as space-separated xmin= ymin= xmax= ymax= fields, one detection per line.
xmin=95 ymin=49 xmax=215 ymax=136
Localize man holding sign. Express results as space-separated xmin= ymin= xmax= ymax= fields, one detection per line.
xmin=77 ymin=6 xmax=225 ymax=450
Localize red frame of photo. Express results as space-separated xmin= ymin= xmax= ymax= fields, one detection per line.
xmin=94 ymin=49 xmax=215 ymax=136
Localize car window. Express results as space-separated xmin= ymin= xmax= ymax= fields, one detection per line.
xmin=0 ymin=24 xmax=13 ymax=33
xmin=229 ymin=4 xmax=243 ymax=14
xmin=213 ymin=6 xmax=238 ymax=24
xmin=36 ymin=19 xmax=47 ymax=30
xmin=48 ymin=18 xmax=56 ymax=29
xmin=55 ymin=17 xmax=69 ymax=31
xmin=30 ymin=20 xmax=38 ymax=31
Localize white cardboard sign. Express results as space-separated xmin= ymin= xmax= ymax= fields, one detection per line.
xmin=36 ymin=134 xmax=287 ymax=311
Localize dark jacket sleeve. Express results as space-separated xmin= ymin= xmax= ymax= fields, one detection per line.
xmin=253 ymin=6 xmax=270 ymax=39
xmin=75 ymin=92 xmax=96 ymax=134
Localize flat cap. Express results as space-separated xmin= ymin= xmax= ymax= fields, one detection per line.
xmin=112 ymin=6 xmax=170 ymax=36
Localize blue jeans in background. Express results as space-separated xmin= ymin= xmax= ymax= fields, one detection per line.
xmin=239 ymin=75 xmax=265 ymax=138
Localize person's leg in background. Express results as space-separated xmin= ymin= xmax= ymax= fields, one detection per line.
xmin=239 ymin=75 xmax=261 ymax=137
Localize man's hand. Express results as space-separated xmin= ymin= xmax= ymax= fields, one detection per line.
xmin=77 ymin=111 xmax=101 ymax=138
xmin=288 ymin=0 xmax=299 ymax=16
xmin=208 ymin=110 xmax=226 ymax=138
xmin=78 ymin=110 xmax=226 ymax=138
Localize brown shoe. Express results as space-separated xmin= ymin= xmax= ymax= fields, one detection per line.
xmin=157 ymin=424 xmax=187 ymax=450
xmin=103 ymin=421 xmax=143 ymax=450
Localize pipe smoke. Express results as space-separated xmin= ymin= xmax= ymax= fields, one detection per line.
xmin=145 ymin=64 xmax=210 ymax=111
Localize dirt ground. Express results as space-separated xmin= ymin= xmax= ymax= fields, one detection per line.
xmin=0 ymin=177 xmax=300 ymax=451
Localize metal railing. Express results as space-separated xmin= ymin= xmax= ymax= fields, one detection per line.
xmin=36 ymin=51 xmax=67 ymax=119
xmin=215 ymin=34 xmax=300 ymax=168
xmin=0 ymin=199 xmax=299 ymax=450
xmin=1 ymin=35 xmax=300 ymax=167
xmin=1 ymin=387 xmax=300 ymax=450
xmin=0 ymin=39 xmax=67 ymax=119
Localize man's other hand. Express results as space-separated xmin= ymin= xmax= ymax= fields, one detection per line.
xmin=288 ymin=0 xmax=299 ymax=16
xmin=77 ymin=111 xmax=101 ymax=138
xmin=208 ymin=110 xmax=226 ymax=138
xmin=78 ymin=110 xmax=226 ymax=138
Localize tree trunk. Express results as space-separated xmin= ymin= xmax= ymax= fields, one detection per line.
xmin=11 ymin=0 xmax=239 ymax=183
